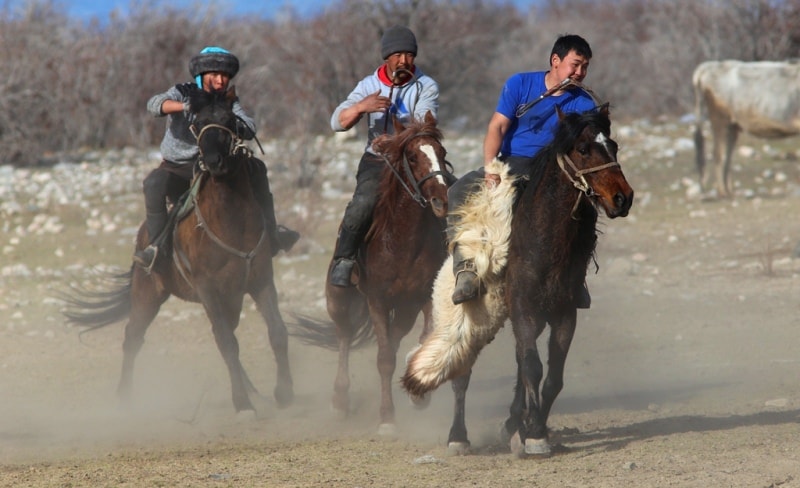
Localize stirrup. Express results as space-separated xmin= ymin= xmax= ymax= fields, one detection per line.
xmin=329 ymin=258 xmax=355 ymax=287
xmin=133 ymin=245 xmax=158 ymax=274
xmin=452 ymin=264 xmax=479 ymax=305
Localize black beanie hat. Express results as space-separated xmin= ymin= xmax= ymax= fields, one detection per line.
xmin=380 ymin=25 xmax=418 ymax=59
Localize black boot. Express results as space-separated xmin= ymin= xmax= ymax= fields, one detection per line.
xmin=133 ymin=211 xmax=168 ymax=271
xmin=259 ymin=189 xmax=299 ymax=256
xmin=451 ymin=245 xmax=480 ymax=305
xmin=329 ymin=227 xmax=361 ymax=287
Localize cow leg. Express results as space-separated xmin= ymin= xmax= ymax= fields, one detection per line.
xmin=251 ymin=280 xmax=294 ymax=408
xmin=720 ymin=123 xmax=740 ymax=197
xmin=118 ymin=269 xmax=169 ymax=404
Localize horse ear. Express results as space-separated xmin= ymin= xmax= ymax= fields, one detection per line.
xmin=598 ymin=102 xmax=610 ymax=117
xmin=424 ymin=110 xmax=437 ymax=126
xmin=392 ymin=114 xmax=405 ymax=134
xmin=556 ymin=105 xmax=566 ymax=121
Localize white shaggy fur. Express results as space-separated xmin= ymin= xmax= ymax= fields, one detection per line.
xmin=403 ymin=159 xmax=518 ymax=394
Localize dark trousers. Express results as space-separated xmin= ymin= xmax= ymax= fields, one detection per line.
xmin=142 ymin=160 xmax=195 ymax=241
xmin=334 ymin=152 xmax=384 ymax=259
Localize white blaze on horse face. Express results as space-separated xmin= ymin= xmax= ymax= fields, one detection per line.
xmin=595 ymin=132 xmax=615 ymax=161
xmin=420 ymin=144 xmax=446 ymax=185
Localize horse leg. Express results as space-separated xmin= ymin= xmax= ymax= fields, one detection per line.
xmin=251 ymin=281 xmax=294 ymax=408
xmin=372 ymin=303 xmax=417 ymax=436
xmin=502 ymin=356 xmax=525 ymax=445
xmin=447 ymin=370 xmax=472 ymax=455
xmin=537 ymin=312 xmax=577 ymax=445
xmin=511 ymin=314 xmax=550 ymax=456
xmin=118 ymin=270 xmax=169 ymax=404
xmin=202 ymin=293 xmax=254 ymax=413
xmin=326 ymin=279 xmax=366 ymax=418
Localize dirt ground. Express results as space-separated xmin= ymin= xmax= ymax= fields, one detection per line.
xmin=1 ymin=121 xmax=799 ymax=487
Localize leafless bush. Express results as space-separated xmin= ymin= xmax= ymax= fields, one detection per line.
xmin=1 ymin=0 xmax=798 ymax=167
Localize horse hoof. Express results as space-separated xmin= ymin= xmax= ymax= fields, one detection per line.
xmin=235 ymin=409 xmax=257 ymax=422
xmin=524 ymin=437 xmax=552 ymax=457
xmin=377 ymin=423 xmax=397 ymax=437
xmin=446 ymin=441 xmax=470 ymax=456
xmin=409 ymin=392 xmax=431 ymax=409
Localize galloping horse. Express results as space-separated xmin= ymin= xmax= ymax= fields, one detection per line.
xmin=402 ymin=104 xmax=634 ymax=456
xmin=62 ymin=87 xmax=293 ymax=413
xmin=295 ymin=112 xmax=450 ymax=435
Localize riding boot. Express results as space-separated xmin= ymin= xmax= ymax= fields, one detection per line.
xmin=577 ymin=281 xmax=591 ymax=309
xmin=329 ymin=227 xmax=362 ymax=287
xmin=451 ymin=244 xmax=480 ymax=305
xmin=133 ymin=211 xmax=168 ymax=271
xmin=259 ymin=190 xmax=300 ymax=256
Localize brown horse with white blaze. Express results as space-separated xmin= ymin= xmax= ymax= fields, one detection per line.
xmin=295 ymin=112 xmax=451 ymax=435
xmin=402 ymin=104 xmax=633 ymax=456
xmin=61 ymin=87 xmax=293 ymax=413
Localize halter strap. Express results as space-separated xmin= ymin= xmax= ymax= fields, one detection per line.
xmin=557 ymin=153 xmax=620 ymax=219
xmin=378 ymin=131 xmax=449 ymax=208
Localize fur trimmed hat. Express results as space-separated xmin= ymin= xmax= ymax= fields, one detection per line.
xmin=380 ymin=25 xmax=417 ymax=59
xmin=189 ymin=47 xmax=240 ymax=86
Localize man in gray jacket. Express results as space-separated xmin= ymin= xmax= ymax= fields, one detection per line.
xmin=135 ymin=46 xmax=298 ymax=270
xmin=328 ymin=25 xmax=440 ymax=286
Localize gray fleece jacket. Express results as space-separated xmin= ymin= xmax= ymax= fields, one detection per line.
xmin=331 ymin=65 xmax=439 ymax=154
xmin=147 ymin=82 xmax=257 ymax=164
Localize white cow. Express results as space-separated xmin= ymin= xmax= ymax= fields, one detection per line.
xmin=693 ymin=60 xmax=800 ymax=196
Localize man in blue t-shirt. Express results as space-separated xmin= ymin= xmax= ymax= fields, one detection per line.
xmin=449 ymin=34 xmax=597 ymax=305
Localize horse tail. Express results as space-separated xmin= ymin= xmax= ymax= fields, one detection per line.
xmin=290 ymin=313 xmax=374 ymax=351
xmin=59 ymin=266 xmax=133 ymax=332
xmin=402 ymin=257 xmax=508 ymax=397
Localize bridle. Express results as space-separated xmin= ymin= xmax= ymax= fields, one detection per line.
xmin=190 ymin=122 xmax=253 ymax=170
xmin=557 ymin=148 xmax=620 ymax=219
xmin=379 ymin=132 xmax=452 ymax=208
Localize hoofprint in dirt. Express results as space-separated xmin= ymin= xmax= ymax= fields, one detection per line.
xmin=1 ymin=119 xmax=799 ymax=487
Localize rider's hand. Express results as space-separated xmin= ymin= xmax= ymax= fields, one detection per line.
xmin=361 ymin=90 xmax=392 ymax=113
xmin=485 ymin=172 xmax=501 ymax=188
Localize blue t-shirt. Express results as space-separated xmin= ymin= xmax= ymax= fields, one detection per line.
xmin=496 ymin=71 xmax=597 ymax=158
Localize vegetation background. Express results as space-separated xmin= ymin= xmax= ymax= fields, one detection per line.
xmin=1 ymin=0 xmax=799 ymax=167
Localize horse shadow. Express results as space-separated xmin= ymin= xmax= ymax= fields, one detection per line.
xmin=465 ymin=379 xmax=799 ymax=456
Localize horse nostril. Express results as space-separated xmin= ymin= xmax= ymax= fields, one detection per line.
xmin=614 ymin=192 xmax=627 ymax=209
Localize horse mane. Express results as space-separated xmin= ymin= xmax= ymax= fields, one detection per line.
xmin=368 ymin=117 xmax=444 ymax=239
xmin=527 ymin=106 xmax=612 ymax=190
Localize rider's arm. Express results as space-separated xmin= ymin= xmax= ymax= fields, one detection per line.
xmin=484 ymin=112 xmax=511 ymax=166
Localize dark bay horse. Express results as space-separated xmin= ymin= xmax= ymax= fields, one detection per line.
xmin=296 ymin=112 xmax=450 ymax=435
xmin=62 ymin=87 xmax=293 ymax=413
xmin=402 ymin=104 xmax=634 ymax=456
